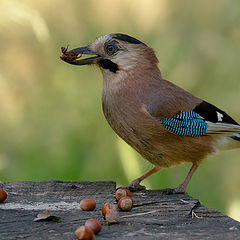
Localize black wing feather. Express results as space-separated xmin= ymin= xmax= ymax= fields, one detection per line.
xmin=193 ymin=101 xmax=239 ymax=125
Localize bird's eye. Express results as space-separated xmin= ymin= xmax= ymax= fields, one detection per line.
xmin=105 ymin=44 xmax=117 ymax=55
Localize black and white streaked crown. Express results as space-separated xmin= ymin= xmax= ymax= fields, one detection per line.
xmin=111 ymin=33 xmax=145 ymax=45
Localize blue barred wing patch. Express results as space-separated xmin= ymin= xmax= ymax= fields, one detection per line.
xmin=159 ymin=111 xmax=208 ymax=137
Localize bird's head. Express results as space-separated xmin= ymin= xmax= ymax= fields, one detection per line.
xmin=61 ymin=33 xmax=159 ymax=75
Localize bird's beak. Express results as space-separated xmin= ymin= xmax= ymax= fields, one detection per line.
xmin=60 ymin=46 xmax=102 ymax=65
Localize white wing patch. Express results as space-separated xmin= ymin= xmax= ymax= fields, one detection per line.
xmin=217 ymin=112 xmax=224 ymax=122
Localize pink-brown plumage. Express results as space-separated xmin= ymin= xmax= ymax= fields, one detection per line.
xmin=61 ymin=33 xmax=240 ymax=192
xmin=101 ymin=61 xmax=214 ymax=168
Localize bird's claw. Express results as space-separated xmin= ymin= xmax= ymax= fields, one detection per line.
xmin=127 ymin=180 xmax=146 ymax=192
xmin=162 ymin=186 xmax=186 ymax=195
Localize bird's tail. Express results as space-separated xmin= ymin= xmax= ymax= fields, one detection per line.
xmin=213 ymin=133 xmax=240 ymax=151
xmin=230 ymin=133 xmax=240 ymax=141
xmin=206 ymin=122 xmax=240 ymax=134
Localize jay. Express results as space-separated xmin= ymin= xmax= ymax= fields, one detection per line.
xmin=61 ymin=33 xmax=240 ymax=193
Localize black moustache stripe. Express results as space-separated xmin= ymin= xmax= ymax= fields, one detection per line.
xmin=98 ymin=59 xmax=119 ymax=73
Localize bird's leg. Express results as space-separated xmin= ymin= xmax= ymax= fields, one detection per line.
xmin=164 ymin=164 xmax=199 ymax=194
xmin=127 ymin=166 xmax=161 ymax=191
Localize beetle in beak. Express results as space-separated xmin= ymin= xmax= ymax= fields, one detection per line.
xmin=60 ymin=46 xmax=101 ymax=65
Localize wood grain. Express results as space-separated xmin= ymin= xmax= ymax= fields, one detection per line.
xmin=0 ymin=181 xmax=239 ymax=239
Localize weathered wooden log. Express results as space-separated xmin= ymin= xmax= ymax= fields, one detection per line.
xmin=0 ymin=181 xmax=239 ymax=239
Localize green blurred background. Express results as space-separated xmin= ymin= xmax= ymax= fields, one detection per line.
xmin=0 ymin=0 xmax=240 ymax=220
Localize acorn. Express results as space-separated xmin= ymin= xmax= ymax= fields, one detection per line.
xmin=80 ymin=198 xmax=96 ymax=211
xmin=0 ymin=188 xmax=7 ymax=203
xmin=85 ymin=218 xmax=102 ymax=234
xmin=115 ymin=188 xmax=131 ymax=201
xmin=118 ymin=196 xmax=134 ymax=211
xmin=75 ymin=226 xmax=94 ymax=240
